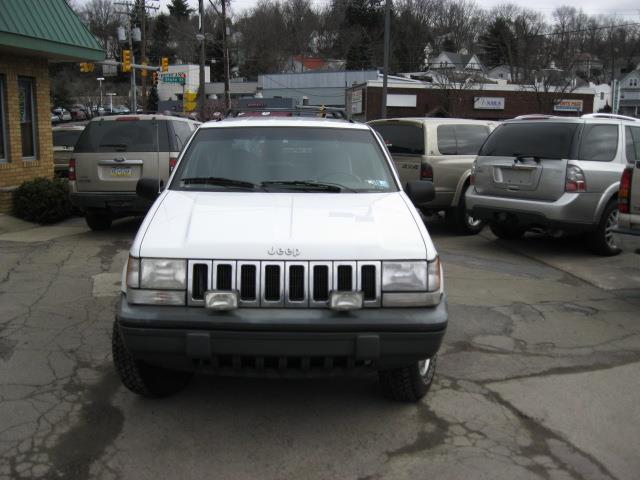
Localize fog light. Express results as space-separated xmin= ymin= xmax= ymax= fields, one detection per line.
xmin=204 ymin=290 xmax=238 ymax=311
xmin=329 ymin=291 xmax=363 ymax=311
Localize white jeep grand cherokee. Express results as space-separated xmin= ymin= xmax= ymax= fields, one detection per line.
xmin=113 ymin=113 xmax=448 ymax=402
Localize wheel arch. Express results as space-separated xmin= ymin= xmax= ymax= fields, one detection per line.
xmin=594 ymin=182 xmax=620 ymax=223
xmin=451 ymin=169 xmax=472 ymax=206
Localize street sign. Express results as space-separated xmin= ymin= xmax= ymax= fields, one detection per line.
xmin=161 ymin=73 xmax=186 ymax=85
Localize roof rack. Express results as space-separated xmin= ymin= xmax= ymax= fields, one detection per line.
xmin=225 ymin=105 xmax=351 ymax=121
xmin=581 ymin=113 xmax=638 ymax=122
xmin=513 ymin=114 xmax=556 ymax=120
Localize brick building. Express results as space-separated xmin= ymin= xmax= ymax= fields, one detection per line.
xmin=348 ymin=81 xmax=596 ymax=122
xmin=0 ymin=0 xmax=104 ymax=213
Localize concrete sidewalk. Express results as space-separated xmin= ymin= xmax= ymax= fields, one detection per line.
xmin=0 ymin=214 xmax=89 ymax=242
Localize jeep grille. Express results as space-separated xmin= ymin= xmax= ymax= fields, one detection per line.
xmin=187 ymin=260 xmax=381 ymax=308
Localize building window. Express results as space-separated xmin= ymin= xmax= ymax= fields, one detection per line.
xmin=600 ymin=92 xmax=605 ymax=100
xmin=18 ymin=77 xmax=37 ymax=158
xmin=630 ymin=79 xmax=638 ymax=87
xmin=0 ymin=75 xmax=7 ymax=162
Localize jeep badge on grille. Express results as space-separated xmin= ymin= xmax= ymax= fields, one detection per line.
xmin=267 ymin=247 xmax=301 ymax=257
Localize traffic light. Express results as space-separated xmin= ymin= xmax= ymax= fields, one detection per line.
xmin=79 ymin=62 xmax=94 ymax=73
xmin=161 ymin=57 xmax=169 ymax=72
xmin=122 ymin=50 xmax=131 ymax=72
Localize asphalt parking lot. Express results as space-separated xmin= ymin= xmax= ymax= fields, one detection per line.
xmin=0 ymin=215 xmax=639 ymax=480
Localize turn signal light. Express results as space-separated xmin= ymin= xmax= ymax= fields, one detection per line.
xmin=169 ymin=157 xmax=178 ymax=173
xmin=68 ymin=158 xmax=76 ymax=181
xmin=619 ymin=167 xmax=632 ymax=214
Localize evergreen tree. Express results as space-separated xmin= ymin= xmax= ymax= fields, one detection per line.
xmin=168 ymin=0 xmax=194 ymax=19
xmin=149 ymin=13 xmax=174 ymax=63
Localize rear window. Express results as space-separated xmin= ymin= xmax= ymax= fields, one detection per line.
xmin=74 ymin=120 xmax=170 ymax=153
xmin=479 ymin=122 xmax=579 ymax=160
xmin=626 ymin=126 xmax=640 ymax=161
xmin=52 ymin=130 xmax=82 ymax=148
xmin=579 ymin=124 xmax=618 ymax=162
xmin=370 ymin=123 xmax=424 ymax=155
xmin=437 ymin=124 xmax=490 ymax=155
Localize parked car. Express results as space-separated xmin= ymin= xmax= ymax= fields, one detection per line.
xmin=52 ymin=107 xmax=72 ymax=122
xmin=111 ymin=104 xmax=130 ymax=115
xmin=69 ymin=114 xmax=199 ymax=230
xmin=51 ymin=114 xmax=60 ymax=124
xmin=616 ymin=144 xmax=640 ymax=237
xmin=112 ymin=113 xmax=447 ymax=401
xmin=369 ymin=118 xmax=497 ymax=234
xmin=52 ymin=125 xmax=85 ymax=178
xmin=69 ymin=104 xmax=90 ymax=121
xmin=466 ymin=113 xmax=634 ymax=256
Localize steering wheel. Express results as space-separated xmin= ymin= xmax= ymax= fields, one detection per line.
xmin=315 ymin=171 xmax=362 ymax=183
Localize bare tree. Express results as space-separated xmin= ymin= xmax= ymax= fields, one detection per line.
xmin=80 ymin=0 xmax=122 ymax=60
xmin=429 ymin=68 xmax=486 ymax=116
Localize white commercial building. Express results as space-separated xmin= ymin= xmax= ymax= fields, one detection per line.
xmin=157 ymin=64 xmax=210 ymax=101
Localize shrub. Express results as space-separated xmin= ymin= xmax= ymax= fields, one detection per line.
xmin=12 ymin=177 xmax=72 ymax=224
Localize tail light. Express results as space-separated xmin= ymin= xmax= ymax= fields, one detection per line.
xmin=68 ymin=158 xmax=76 ymax=181
xmin=565 ymin=165 xmax=586 ymax=192
xmin=421 ymin=163 xmax=433 ymax=182
xmin=169 ymin=157 xmax=178 ymax=173
xmin=619 ymin=167 xmax=632 ymax=214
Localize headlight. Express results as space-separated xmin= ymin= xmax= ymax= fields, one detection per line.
xmin=382 ymin=261 xmax=427 ymax=291
xmin=381 ymin=258 xmax=442 ymax=307
xmin=140 ymin=258 xmax=187 ymax=289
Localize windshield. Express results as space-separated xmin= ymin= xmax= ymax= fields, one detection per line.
xmin=479 ymin=122 xmax=579 ymax=160
xmin=74 ymin=120 xmax=170 ymax=153
xmin=170 ymin=127 xmax=397 ymax=193
xmin=53 ymin=130 xmax=83 ymax=148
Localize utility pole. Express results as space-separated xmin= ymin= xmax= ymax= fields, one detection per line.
xmin=221 ymin=0 xmax=230 ymax=109
xmin=381 ymin=0 xmax=391 ymax=119
xmin=207 ymin=0 xmax=231 ymax=109
xmin=141 ymin=2 xmax=147 ymax=112
xmin=199 ymin=0 xmax=206 ymax=120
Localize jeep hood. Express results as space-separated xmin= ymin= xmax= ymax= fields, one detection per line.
xmin=132 ymin=190 xmax=435 ymax=260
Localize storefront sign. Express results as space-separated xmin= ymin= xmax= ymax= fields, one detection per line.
xmin=474 ymin=97 xmax=505 ymax=110
xmin=351 ymin=89 xmax=363 ymax=114
xmin=387 ymin=94 xmax=417 ymax=107
xmin=554 ymin=99 xmax=583 ymax=112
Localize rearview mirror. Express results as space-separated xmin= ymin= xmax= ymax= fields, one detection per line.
xmin=405 ymin=181 xmax=435 ymax=205
xmin=136 ymin=178 xmax=163 ymax=201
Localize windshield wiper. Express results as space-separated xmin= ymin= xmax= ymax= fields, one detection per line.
xmin=99 ymin=143 xmax=128 ymax=151
xmin=261 ymin=180 xmax=355 ymax=193
xmin=180 ymin=176 xmax=261 ymax=190
xmin=512 ymin=153 xmax=541 ymax=163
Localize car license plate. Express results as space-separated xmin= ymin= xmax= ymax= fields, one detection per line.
xmin=499 ymin=167 xmax=531 ymax=185
xmin=111 ymin=166 xmax=132 ymax=177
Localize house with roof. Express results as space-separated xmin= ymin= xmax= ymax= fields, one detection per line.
xmin=429 ymin=51 xmax=484 ymax=73
xmin=0 ymin=0 xmax=104 ymax=213
xmin=618 ymin=69 xmax=640 ymax=117
xmin=486 ymin=65 xmax=512 ymax=82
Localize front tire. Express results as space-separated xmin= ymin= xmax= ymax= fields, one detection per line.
xmin=112 ymin=321 xmax=192 ymax=398
xmin=378 ymin=356 xmax=437 ymax=402
xmin=489 ymin=222 xmax=526 ymax=240
xmin=588 ymin=200 xmax=622 ymax=256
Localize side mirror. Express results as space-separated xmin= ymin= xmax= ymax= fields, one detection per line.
xmin=405 ymin=180 xmax=435 ymax=205
xmin=136 ymin=178 xmax=163 ymax=201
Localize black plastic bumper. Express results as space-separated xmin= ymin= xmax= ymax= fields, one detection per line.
xmin=470 ymin=206 xmax=594 ymax=232
xmin=116 ymin=294 xmax=448 ymax=369
xmin=70 ymin=192 xmax=151 ymax=215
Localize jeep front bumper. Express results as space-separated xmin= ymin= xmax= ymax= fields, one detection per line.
xmin=116 ymin=293 xmax=448 ymax=371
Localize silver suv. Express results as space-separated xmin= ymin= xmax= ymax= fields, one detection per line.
xmin=69 ymin=115 xmax=199 ymax=230
xmin=369 ymin=118 xmax=496 ymax=234
xmin=466 ymin=114 xmax=633 ymax=256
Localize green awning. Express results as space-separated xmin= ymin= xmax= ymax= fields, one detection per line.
xmin=0 ymin=0 xmax=104 ymax=62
